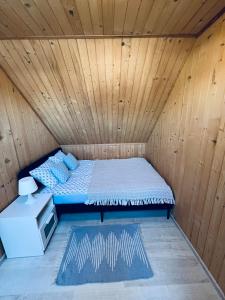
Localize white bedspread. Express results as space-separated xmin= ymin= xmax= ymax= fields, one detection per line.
xmin=86 ymin=158 xmax=174 ymax=205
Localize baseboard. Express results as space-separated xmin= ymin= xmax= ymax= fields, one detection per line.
xmin=171 ymin=216 xmax=225 ymax=300
xmin=0 ymin=253 xmax=6 ymax=266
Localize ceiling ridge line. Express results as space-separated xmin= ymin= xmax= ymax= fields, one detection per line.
xmin=0 ymin=34 xmax=197 ymax=41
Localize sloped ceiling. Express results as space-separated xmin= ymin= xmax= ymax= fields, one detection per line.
xmin=1 ymin=1 xmax=223 ymax=145
xmin=0 ymin=0 xmax=224 ymax=38
xmin=0 ymin=37 xmax=194 ymax=144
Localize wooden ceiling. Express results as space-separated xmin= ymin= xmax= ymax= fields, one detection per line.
xmin=0 ymin=1 xmax=223 ymax=145
xmin=0 ymin=0 xmax=224 ymax=38
xmin=0 ymin=37 xmax=194 ymax=144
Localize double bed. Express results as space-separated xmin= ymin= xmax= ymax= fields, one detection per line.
xmin=18 ymin=148 xmax=175 ymax=222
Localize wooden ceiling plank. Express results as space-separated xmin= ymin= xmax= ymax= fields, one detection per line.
xmin=82 ymin=39 xmax=105 ymax=143
xmin=60 ymin=39 xmax=99 ymax=143
xmin=36 ymin=41 xmax=79 ymax=144
xmin=143 ymin=39 xmax=194 ymax=139
xmin=75 ymin=39 xmax=102 ymax=143
xmin=170 ymin=0 xmax=206 ymax=34
xmin=0 ymin=6 xmax=34 ymax=37
xmin=116 ymin=38 xmax=131 ymax=142
xmin=143 ymin=0 xmax=167 ymax=35
xmin=125 ymin=38 xmax=151 ymax=142
xmin=126 ymin=38 xmax=158 ymax=142
xmin=135 ymin=38 xmax=177 ymax=141
xmin=182 ymin=0 xmax=225 ymax=34
xmin=75 ymin=0 xmax=94 ymax=35
xmin=0 ymin=9 xmax=26 ymax=38
xmin=132 ymin=0 xmax=154 ymax=35
xmin=193 ymin=1 xmax=225 ymax=35
xmin=60 ymin=0 xmax=84 ymax=35
xmin=73 ymin=39 xmax=104 ymax=143
xmin=88 ymin=0 xmax=103 ymax=35
xmin=38 ymin=40 xmax=81 ymax=144
xmin=122 ymin=0 xmax=141 ymax=35
xmin=143 ymin=39 xmax=194 ymax=141
xmin=8 ymin=0 xmax=44 ymax=35
xmin=113 ymin=0 xmax=128 ymax=35
xmin=151 ymin=0 xmax=180 ymax=34
xmin=120 ymin=37 xmax=141 ymax=142
xmin=49 ymin=39 xmax=90 ymax=143
xmin=27 ymin=39 xmax=79 ymax=143
xmin=68 ymin=39 xmax=101 ymax=143
xmin=0 ymin=20 xmax=13 ymax=38
xmin=19 ymin=0 xmax=55 ymax=36
xmin=47 ymin=0 xmax=74 ymax=35
xmin=129 ymin=38 xmax=166 ymax=141
xmin=140 ymin=40 xmax=184 ymax=140
xmin=33 ymin=0 xmax=64 ymax=35
xmin=102 ymin=0 xmax=114 ymax=35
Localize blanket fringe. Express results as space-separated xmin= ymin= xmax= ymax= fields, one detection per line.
xmin=85 ymin=198 xmax=174 ymax=206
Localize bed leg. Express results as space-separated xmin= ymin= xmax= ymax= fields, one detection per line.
xmin=167 ymin=207 xmax=171 ymax=219
xmin=100 ymin=210 xmax=104 ymax=222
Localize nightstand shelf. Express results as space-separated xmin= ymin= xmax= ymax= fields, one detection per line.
xmin=0 ymin=193 xmax=58 ymax=258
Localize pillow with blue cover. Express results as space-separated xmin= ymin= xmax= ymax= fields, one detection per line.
xmin=50 ymin=161 xmax=70 ymax=184
xmin=29 ymin=159 xmax=58 ymax=188
xmin=63 ymin=153 xmax=78 ymax=171
xmin=54 ymin=150 xmax=66 ymax=162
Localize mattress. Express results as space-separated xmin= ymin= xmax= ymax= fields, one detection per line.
xmin=41 ymin=158 xmax=175 ymax=205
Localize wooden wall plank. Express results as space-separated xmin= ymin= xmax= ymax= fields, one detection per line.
xmin=61 ymin=143 xmax=145 ymax=160
xmin=0 ymin=67 xmax=58 ymax=256
xmin=0 ymin=37 xmax=194 ymax=144
xmin=0 ymin=0 xmax=224 ymax=38
xmin=146 ymin=15 xmax=225 ymax=294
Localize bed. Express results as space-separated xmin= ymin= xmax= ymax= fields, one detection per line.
xmin=18 ymin=148 xmax=175 ymax=222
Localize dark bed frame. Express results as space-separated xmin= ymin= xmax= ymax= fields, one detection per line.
xmin=17 ymin=148 xmax=174 ymax=222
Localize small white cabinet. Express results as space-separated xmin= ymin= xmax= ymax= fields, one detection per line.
xmin=0 ymin=193 xmax=58 ymax=258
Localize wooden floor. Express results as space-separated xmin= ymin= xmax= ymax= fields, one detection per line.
xmin=0 ymin=212 xmax=223 ymax=300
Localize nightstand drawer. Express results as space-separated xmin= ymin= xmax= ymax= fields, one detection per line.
xmin=39 ymin=206 xmax=57 ymax=250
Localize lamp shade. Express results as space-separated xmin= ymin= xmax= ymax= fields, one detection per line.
xmin=18 ymin=176 xmax=38 ymax=196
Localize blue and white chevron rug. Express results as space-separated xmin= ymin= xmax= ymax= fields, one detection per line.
xmin=56 ymin=224 xmax=153 ymax=285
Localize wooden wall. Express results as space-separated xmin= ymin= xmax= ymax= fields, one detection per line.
xmin=62 ymin=143 xmax=145 ymax=160
xmin=0 ymin=0 xmax=224 ymax=38
xmin=146 ymin=15 xmax=225 ymax=293
xmin=0 ymin=68 xmax=58 ymax=256
xmin=0 ymin=37 xmax=194 ymax=144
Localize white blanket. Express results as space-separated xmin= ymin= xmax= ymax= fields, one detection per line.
xmin=86 ymin=158 xmax=174 ymax=206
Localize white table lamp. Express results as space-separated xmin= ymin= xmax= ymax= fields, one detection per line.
xmin=18 ymin=176 xmax=38 ymax=204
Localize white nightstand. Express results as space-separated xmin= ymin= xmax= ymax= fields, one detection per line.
xmin=0 ymin=193 xmax=58 ymax=258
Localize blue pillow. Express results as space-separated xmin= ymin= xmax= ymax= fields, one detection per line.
xmin=54 ymin=150 xmax=66 ymax=162
xmin=49 ymin=156 xmax=64 ymax=164
xmin=29 ymin=159 xmax=58 ymax=188
xmin=63 ymin=153 xmax=78 ymax=171
xmin=50 ymin=162 xmax=70 ymax=184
